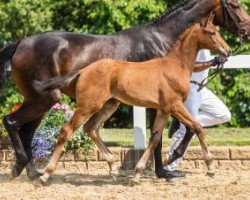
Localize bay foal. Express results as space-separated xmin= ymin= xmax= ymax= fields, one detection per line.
xmin=36 ymin=14 xmax=231 ymax=184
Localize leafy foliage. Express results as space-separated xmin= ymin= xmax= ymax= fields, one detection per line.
xmin=32 ymin=104 xmax=93 ymax=158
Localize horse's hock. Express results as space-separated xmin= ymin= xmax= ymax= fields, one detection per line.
xmin=0 ymin=147 xmax=249 ymax=171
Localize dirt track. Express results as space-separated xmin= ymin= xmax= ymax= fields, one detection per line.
xmin=0 ymin=162 xmax=249 ymax=200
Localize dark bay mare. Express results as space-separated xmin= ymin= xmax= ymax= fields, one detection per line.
xmin=0 ymin=0 xmax=250 ymax=180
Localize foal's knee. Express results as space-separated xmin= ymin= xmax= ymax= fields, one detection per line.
xmin=193 ymin=123 xmax=203 ymax=135
xmin=58 ymin=126 xmax=72 ymax=144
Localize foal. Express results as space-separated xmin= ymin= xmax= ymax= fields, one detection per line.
xmin=37 ymin=14 xmax=231 ymax=184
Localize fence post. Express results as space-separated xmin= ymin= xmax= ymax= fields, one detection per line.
xmin=133 ymin=106 xmax=147 ymax=149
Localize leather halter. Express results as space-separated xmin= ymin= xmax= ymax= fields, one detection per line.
xmin=220 ymin=0 xmax=250 ymax=52
xmin=221 ymin=0 xmax=249 ymax=36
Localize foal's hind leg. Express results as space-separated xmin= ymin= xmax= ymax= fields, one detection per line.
xmin=171 ymin=102 xmax=214 ymax=176
xmin=83 ymin=99 xmax=120 ymax=177
xmin=40 ymin=109 xmax=88 ymax=184
xmin=132 ymin=109 xmax=169 ymax=184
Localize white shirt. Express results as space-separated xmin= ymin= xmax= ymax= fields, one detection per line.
xmin=191 ymin=50 xmax=211 ymax=83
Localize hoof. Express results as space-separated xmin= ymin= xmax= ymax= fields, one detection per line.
xmin=11 ymin=164 xmax=24 ymax=179
xmin=33 ymin=177 xmax=47 ymax=187
xmin=128 ymin=177 xmax=140 ymax=186
xmin=109 ymin=170 xmax=118 ymax=180
xmin=207 ymin=171 xmax=215 ymax=178
xmin=27 ymin=170 xmax=43 ymax=180
xmin=39 ymin=174 xmax=50 ymax=186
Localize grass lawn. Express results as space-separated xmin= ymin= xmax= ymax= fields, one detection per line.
xmin=99 ymin=128 xmax=250 ymax=147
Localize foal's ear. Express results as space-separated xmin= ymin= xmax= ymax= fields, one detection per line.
xmin=200 ymin=12 xmax=215 ymax=28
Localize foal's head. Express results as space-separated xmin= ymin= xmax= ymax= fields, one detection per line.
xmin=197 ymin=13 xmax=231 ymax=57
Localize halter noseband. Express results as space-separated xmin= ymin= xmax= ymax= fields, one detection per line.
xmin=220 ymin=0 xmax=250 ymax=52
xmin=221 ymin=0 xmax=249 ymax=36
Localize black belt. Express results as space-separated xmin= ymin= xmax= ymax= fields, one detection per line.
xmin=190 ymin=80 xmax=202 ymax=86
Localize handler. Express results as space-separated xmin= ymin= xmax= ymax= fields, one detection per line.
xmin=164 ymin=50 xmax=231 ymax=174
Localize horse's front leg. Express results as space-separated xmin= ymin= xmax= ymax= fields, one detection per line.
xmin=171 ymin=101 xmax=214 ymax=176
xmin=131 ymin=109 xmax=169 ymax=185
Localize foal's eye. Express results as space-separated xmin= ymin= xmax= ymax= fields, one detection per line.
xmin=209 ymin=31 xmax=216 ymax=36
xmin=204 ymin=30 xmax=216 ymax=36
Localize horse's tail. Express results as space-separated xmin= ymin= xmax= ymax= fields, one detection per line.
xmin=0 ymin=43 xmax=19 ymax=91
xmin=33 ymin=71 xmax=80 ymax=93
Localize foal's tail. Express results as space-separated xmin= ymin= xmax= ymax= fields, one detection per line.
xmin=33 ymin=71 xmax=80 ymax=93
xmin=0 ymin=43 xmax=19 ymax=91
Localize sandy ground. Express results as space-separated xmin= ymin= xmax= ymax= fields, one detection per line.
xmin=0 ymin=162 xmax=249 ymax=200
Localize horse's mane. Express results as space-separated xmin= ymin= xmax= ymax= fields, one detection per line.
xmin=150 ymin=0 xmax=200 ymax=25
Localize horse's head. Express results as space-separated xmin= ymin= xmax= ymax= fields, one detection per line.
xmin=198 ymin=13 xmax=231 ymax=57
xmin=214 ymin=0 xmax=250 ymax=41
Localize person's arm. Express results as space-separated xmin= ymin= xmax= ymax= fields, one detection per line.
xmin=194 ymin=60 xmax=214 ymax=72
xmin=194 ymin=55 xmax=228 ymax=72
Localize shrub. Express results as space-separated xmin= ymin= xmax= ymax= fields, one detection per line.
xmin=31 ymin=103 xmax=94 ymax=159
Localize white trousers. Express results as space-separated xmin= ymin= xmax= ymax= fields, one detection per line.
xmin=165 ymin=85 xmax=231 ymax=171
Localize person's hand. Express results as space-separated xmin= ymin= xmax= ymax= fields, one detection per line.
xmin=211 ymin=55 xmax=228 ymax=66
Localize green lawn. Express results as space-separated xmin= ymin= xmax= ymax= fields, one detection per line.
xmin=99 ymin=128 xmax=250 ymax=147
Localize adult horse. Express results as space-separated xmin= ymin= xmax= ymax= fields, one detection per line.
xmin=0 ymin=0 xmax=250 ymax=180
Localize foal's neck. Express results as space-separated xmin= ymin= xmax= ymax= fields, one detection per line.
xmin=168 ymin=26 xmax=200 ymax=72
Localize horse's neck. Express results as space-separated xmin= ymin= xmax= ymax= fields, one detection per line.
xmin=148 ymin=0 xmax=218 ymax=50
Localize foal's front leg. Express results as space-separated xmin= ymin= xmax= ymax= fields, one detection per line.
xmin=40 ymin=109 xmax=87 ymax=184
xmin=132 ymin=110 xmax=169 ymax=184
xmin=171 ymin=102 xmax=214 ymax=176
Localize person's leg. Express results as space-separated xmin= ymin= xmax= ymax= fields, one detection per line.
xmin=198 ymin=87 xmax=231 ymax=127
xmin=165 ymin=85 xmax=202 ymax=171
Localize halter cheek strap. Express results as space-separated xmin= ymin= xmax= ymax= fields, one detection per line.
xmin=220 ymin=0 xmax=249 ymax=53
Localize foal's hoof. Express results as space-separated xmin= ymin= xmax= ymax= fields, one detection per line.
xmin=33 ymin=177 xmax=47 ymax=188
xmin=109 ymin=170 xmax=118 ymax=180
xmin=39 ymin=174 xmax=50 ymax=186
xmin=128 ymin=177 xmax=140 ymax=186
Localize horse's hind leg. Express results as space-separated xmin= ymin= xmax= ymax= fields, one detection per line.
xmin=83 ymin=99 xmax=120 ymax=177
xmin=132 ymin=109 xmax=169 ymax=184
xmin=3 ymin=89 xmax=61 ymax=179
xmin=40 ymin=109 xmax=88 ymax=184
xmin=171 ymin=102 xmax=214 ymax=176
xmin=19 ymin=117 xmax=44 ymax=179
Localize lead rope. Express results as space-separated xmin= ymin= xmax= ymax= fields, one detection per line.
xmin=191 ymin=60 xmax=225 ymax=92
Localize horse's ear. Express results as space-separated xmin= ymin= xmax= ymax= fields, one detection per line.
xmin=200 ymin=12 xmax=215 ymax=28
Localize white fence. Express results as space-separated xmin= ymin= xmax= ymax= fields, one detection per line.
xmin=133 ymin=54 xmax=250 ymax=149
